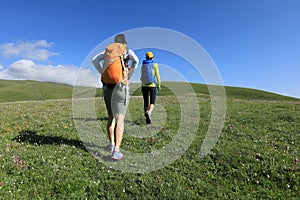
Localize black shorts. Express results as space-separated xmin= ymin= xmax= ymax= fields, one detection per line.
xmin=142 ymin=87 xmax=157 ymax=108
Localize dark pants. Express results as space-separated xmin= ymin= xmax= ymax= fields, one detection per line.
xmin=142 ymin=87 xmax=157 ymax=110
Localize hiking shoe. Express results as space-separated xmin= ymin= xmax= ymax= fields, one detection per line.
xmin=106 ymin=144 xmax=115 ymax=152
xmin=111 ymin=151 xmax=123 ymax=160
xmin=145 ymin=112 xmax=152 ymax=124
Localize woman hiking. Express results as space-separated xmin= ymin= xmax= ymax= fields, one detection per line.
xmin=140 ymin=51 xmax=161 ymax=124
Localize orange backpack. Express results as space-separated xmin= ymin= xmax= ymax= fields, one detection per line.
xmin=101 ymin=43 xmax=129 ymax=84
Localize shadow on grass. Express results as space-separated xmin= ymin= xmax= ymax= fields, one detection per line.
xmin=72 ymin=117 xmax=108 ymax=122
xmin=13 ymin=130 xmax=117 ymax=162
xmin=13 ymin=130 xmax=89 ymax=152
xmin=72 ymin=117 xmax=141 ymax=124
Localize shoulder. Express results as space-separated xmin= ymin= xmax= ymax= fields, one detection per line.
xmin=106 ymin=42 xmax=125 ymax=50
xmin=127 ymin=49 xmax=136 ymax=55
xmin=153 ymin=63 xmax=158 ymax=68
xmin=92 ymin=50 xmax=105 ymax=61
xmin=127 ymin=49 xmax=139 ymax=60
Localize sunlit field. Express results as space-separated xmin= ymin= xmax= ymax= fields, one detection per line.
xmin=1 ymin=84 xmax=299 ymax=199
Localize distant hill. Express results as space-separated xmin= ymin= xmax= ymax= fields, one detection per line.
xmin=132 ymin=82 xmax=299 ymax=101
xmin=0 ymin=80 xmax=74 ymax=103
xmin=190 ymin=83 xmax=299 ymax=101
xmin=220 ymin=85 xmax=299 ymax=101
xmin=0 ymin=80 xmax=298 ymax=103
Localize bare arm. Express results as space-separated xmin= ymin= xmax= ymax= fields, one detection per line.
xmin=154 ymin=63 xmax=161 ymax=90
xmin=127 ymin=49 xmax=139 ymax=78
xmin=92 ymin=50 xmax=105 ymax=74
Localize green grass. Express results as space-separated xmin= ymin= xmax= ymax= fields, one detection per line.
xmin=223 ymin=85 xmax=298 ymax=101
xmin=0 ymin=84 xmax=300 ymax=198
xmin=0 ymin=80 xmax=74 ymax=102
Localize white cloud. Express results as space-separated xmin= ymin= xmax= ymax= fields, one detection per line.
xmin=0 ymin=40 xmax=59 ymax=61
xmin=0 ymin=59 xmax=99 ymax=87
xmin=0 ymin=64 xmax=3 ymax=70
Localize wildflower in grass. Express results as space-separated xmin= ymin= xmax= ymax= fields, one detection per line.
xmin=227 ymin=125 xmax=233 ymax=130
xmin=295 ymin=158 xmax=299 ymax=164
xmin=13 ymin=155 xmax=25 ymax=172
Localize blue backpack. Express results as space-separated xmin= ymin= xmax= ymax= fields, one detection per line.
xmin=141 ymin=60 xmax=156 ymax=84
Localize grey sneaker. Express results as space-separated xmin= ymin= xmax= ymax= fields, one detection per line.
xmin=111 ymin=151 xmax=123 ymax=160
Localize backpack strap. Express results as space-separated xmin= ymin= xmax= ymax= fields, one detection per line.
xmin=120 ymin=50 xmax=130 ymax=85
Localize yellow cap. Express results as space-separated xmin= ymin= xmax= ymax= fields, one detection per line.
xmin=146 ymin=51 xmax=154 ymax=58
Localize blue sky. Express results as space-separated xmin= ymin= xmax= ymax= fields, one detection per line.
xmin=0 ymin=0 xmax=299 ymax=98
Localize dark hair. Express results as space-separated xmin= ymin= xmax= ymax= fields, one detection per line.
xmin=146 ymin=56 xmax=154 ymax=60
xmin=114 ymin=34 xmax=127 ymax=45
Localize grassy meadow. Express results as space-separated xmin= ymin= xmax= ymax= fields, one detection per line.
xmin=0 ymin=80 xmax=300 ymax=199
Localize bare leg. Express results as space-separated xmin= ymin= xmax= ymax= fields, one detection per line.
xmin=113 ymin=114 xmax=125 ymax=151
xmin=147 ymin=104 xmax=155 ymax=114
xmin=107 ymin=115 xmax=116 ymax=145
